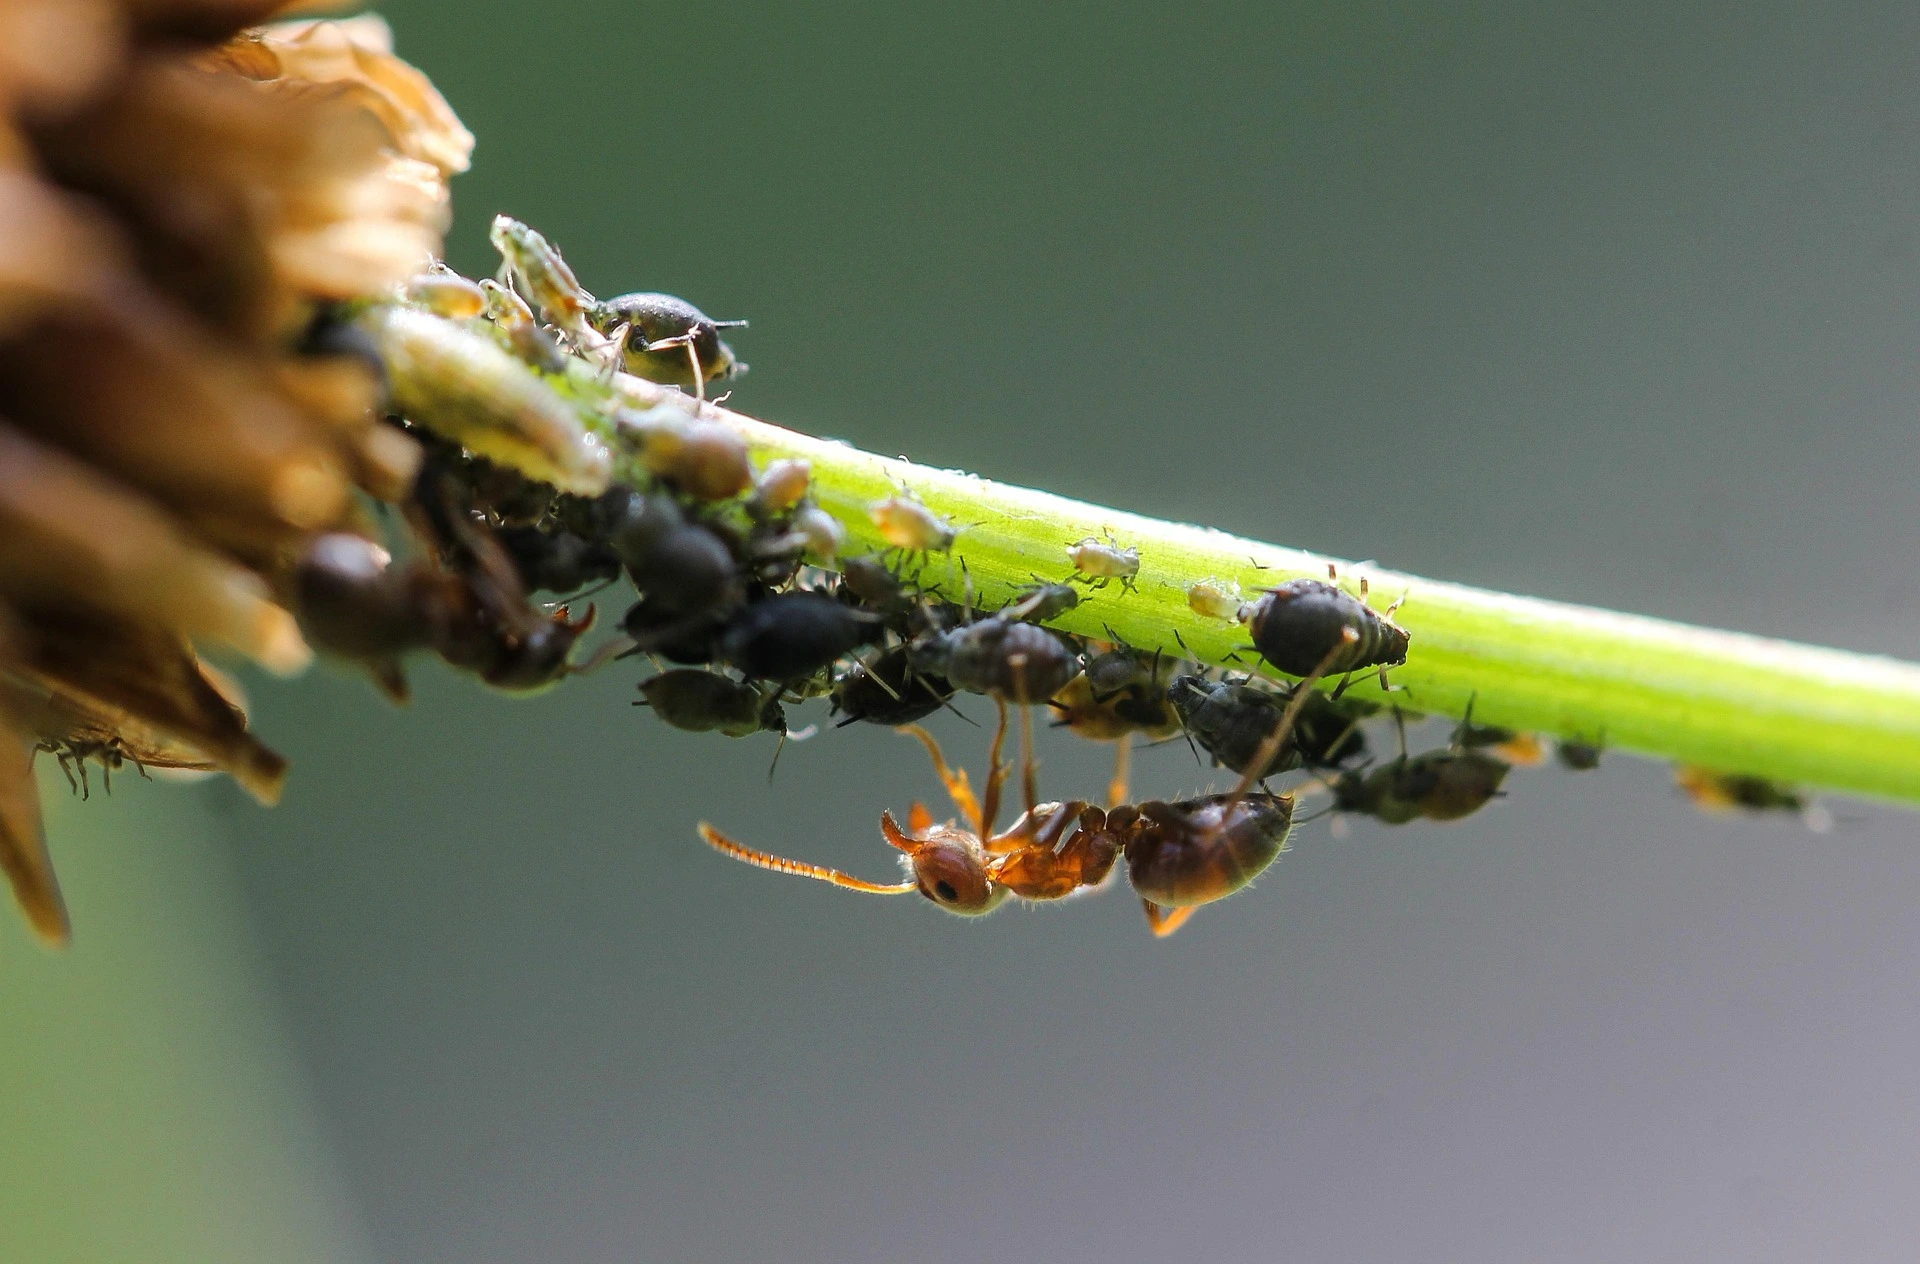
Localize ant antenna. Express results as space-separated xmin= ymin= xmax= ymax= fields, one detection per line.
xmin=697 ymin=824 xmax=915 ymax=895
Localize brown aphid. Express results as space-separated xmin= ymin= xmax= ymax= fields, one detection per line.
xmin=593 ymin=291 xmax=748 ymax=399
xmin=869 ymin=493 xmax=955 ymax=553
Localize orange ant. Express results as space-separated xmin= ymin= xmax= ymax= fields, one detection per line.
xmin=697 ymin=633 xmax=1356 ymax=937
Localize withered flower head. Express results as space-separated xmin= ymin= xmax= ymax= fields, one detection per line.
xmin=0 ymin=0 xmax=469 ymax=945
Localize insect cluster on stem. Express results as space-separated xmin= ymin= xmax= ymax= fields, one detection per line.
xmin=317 ymin=215 xmax=1830 ymax=944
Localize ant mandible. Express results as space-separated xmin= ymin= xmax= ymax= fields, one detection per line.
xmin=697 ymin=634 xmax=1357 ymax=937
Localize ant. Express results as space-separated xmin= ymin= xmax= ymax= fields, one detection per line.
xmin=1242 ymin=564 xmax=1408 ymax=697
xmin=697 ymin=635 xmax=1357 ymax=937
xmin=1066 ymin=530 xmax=1140 ymax=593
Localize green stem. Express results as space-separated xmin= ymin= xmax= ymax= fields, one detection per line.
xmin=371 ymin=306 xmax=1920 ymax=807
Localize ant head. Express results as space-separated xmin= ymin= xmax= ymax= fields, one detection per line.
xmin=882 ymin=813 xmax=1007 ymax=915
xmin=909 ymin=830 xmax=1008 ymax=916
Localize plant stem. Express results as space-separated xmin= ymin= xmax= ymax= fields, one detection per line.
xmin=371 ymin=306 xmax=1920 ymax=807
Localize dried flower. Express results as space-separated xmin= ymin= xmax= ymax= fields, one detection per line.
xmin=0 ymin=1 xmax=468 ymax=945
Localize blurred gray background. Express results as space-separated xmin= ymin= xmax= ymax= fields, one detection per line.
xmin=23 ymin=3 xmax=1920 ymax=1261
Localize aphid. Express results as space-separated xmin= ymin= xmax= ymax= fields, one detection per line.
xmin=869 ymin=493 xmax=956 ymax=553
xmin=591 ymin=291 xmax=748 ymax=398
xmin=496 ymin=525 xmax=621 ymax=594
xmin=1054 ymin=649 xmax=1180 ymax=743
xmin=294 ymin=527 xmax=592 ymax=698
xmin=489 ymin=215 xmax=596 ymax=340
xmin=1066 ymin=531 xmax=1140 ymax=592
xmin=403 ymin=271 xmax=487 ymax=320
xmin=1187 ymin=577 xmax=1246 ymax=622
xmin=630 ymin=413 xmax=754 ymax=502
xmin=621 ymin=597 xmax=726 ymax=665
xmin=1051 ymin=647 xmax=1179 ymax=809
xmin=1243 ymin=572 xmax=1408 ymax=693
xmin=830 ymin=646 xmax=955 ymax=728
xmin=1556 ymin=738 xmax=1603 ymax=771
xmin=636 ymin=670 xmax=786 ymax=738
xmin=837 ymin=553 xmax=911 ymax=612
xmin=1674 ymin=766 xmax=1812 ymax=816
xmin=718 ymin=591 xmax=884 ymax=681
xmin=1328 ymin=709 xmax=1508 ymax=825
xmin=748 ymin=458 xmax=811 ymax=517
xmin=791 ymin=505 xmax=846 ymax=560
xmin=916 ymin=615 xmax=1080 ymax=703
xmin=699 ymin=637 xmax=1351 ymax=937
xmin=476 ymin=278 xmax=568 ymax=373
xmin=1455 ymin=716 xmax=1546 ymax=766
xmin=1169 ymin=666 xmax=1375 ymax=775
xmin=607 ymin=492 xmax=743 ymax=620
xmin=1003 ymin=582 xmax=1079 ymax=623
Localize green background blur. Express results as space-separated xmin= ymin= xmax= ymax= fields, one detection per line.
xmin=8 ymin=4 xmax=1920 ymax=1261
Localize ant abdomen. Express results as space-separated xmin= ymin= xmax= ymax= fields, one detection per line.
xmin=1112 ymin=793 xmax=1293 ymax=910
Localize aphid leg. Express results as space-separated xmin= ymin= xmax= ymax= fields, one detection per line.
xmin=699 ymin=822 xmax=916 ymax=895
xmin=645 ymin=331 xmax=706 ymax=400
xmin=1108 ymin=734 xmax=1132 ymax=809
xmin=1141 ymin=898 xmax=1197 ymax=938
xmin=52 ymin=750 xmax=77 ymax=796
xmin=899 ymin=724 xmax=985 ymax=836
xmin=1392 ymin=708 xmax=1409 ymax=761
xmin=1226 ymin=630 xmax=1357 ymax=805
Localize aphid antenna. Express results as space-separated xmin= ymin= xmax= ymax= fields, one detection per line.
xmin=697 ymin=824 xmax=916 ymax=895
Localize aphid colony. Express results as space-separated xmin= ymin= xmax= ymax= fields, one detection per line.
xmin=267 ymin=216 xmax=1827 ymax=943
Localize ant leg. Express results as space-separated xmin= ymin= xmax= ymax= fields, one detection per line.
xmin=1141 ymin=899 xmax=1197 ymax=938
xmin=907 ymin=802 xmax=935 ymax=834
xmin=699 ymin=823 xmax=915 ymax=895
xmin=1107 ymin=734 xmax=1132 ymax=809
xmin=899 ymin=724 xmax=985 ymax=836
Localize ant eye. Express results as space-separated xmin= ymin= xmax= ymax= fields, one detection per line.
xmin=933 ymin=880 xmax=959 ymax=903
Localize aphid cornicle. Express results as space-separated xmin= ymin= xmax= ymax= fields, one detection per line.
xmin=1066 ymin=531 xmax=1140 ymax=591
xmin=636 ymin=670 xmax=786 ymax=738
xmin=1243 ymin=574 xmax=1408 ymax=692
